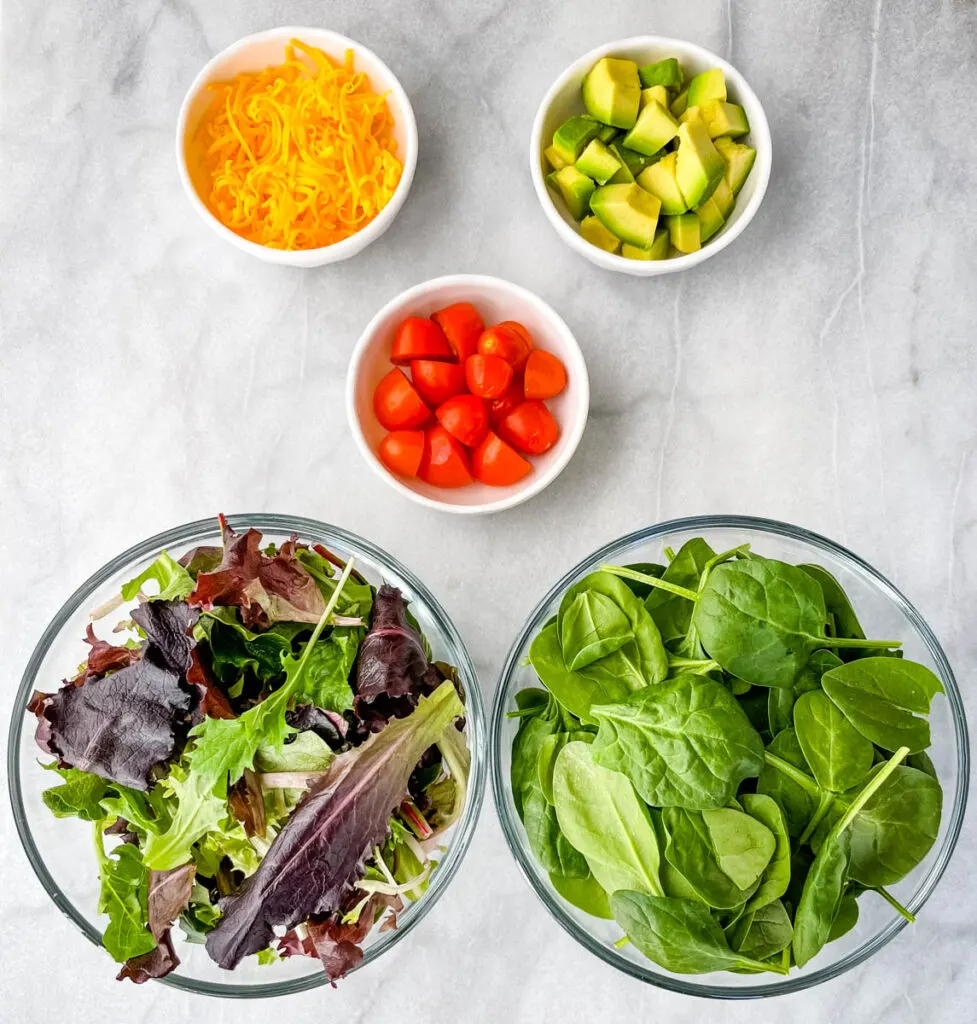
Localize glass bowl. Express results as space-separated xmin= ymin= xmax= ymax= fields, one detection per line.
xmin=8 ymin=514 xmax=486 ymax=998
xmin=491 ymin=515 xmax=968 ymax=998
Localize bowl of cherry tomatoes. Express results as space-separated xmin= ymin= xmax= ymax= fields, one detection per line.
xmin=346 ymin=274 xmax=589 ymax=514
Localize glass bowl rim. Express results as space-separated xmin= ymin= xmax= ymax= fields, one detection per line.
xmin=8 ymin=513 xmax=487 ymax=999
xmin=490 ymin=513 xmax=969 ymax=999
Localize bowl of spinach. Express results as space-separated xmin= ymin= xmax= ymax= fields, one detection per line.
xmin=491 ymin=515 xmax=968 ymax=997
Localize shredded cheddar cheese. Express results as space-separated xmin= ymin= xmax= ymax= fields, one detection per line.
xmin=189 ymin=40 xmax=403 ymax=250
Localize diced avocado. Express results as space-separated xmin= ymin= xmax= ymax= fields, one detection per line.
xmin=597 ymin=124 xmax=619 ymax=144
xmin=641 ymin=85 xmax=669 ymax=109
xmin=636 ymin=151 xmax=688 ymax=215
xmin=686 ymin=68 xmax=727 ymax=108
xmin=639 ymin=58 xmax=684 ymax=90
xmin=575 ymin=139 xmax=623 ymax=185
xmin=607 ymin=156 xmax=634 ymax=184
xmin=714 ymin=137 xmax=757 ymax=195
xmin=612 ymin=142 xmax=656 ymax=176
xmin=674 ymin=120 xmax=726 ymax=208
xmin=547 ymin=166 xmax=596 ymax=220
xmin=622 ymin=100 xmax=679 ymax=156
xmin=590 ymin=183 xmax=661 ymax=247
xmin=544 ymin=145 xmax=568 ymax=171
xmin=582 ymin=58 xmax=641 ymax=129
xmin=666 ymin=212 xmax=701 ymax=253
xmin=701 ymin=100 xmax=750 ymax=139
xmin=551 ymin=115 xmax=601 ymax=165
xmin=670 ymin=87 xmax=690 ymax=117
xmin=621 ymin=228 xmax=670 ymax=261
xmin=580 ymin=215 xmax=622 ymax=253
xmin=679 ymin=105 xmax=706 ymax=127
xmin=711 ymin=176 xmax=735 ymax=218
xmin=695 ymin=196 xmax=725 ymax=242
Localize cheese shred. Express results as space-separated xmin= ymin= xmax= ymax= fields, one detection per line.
xmin=189 ymin=40 xmax=403 ymax=250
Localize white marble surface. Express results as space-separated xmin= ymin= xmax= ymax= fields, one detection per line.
xmin=2 ymin=0 xmax=976 ymax=1021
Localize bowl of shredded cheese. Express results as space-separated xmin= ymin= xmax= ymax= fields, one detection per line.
xmin=176 ymin=28 xmax=418 ymax=266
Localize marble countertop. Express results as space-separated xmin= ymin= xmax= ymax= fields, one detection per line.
xmin=2 ymin=0 xmax=975 ymax=1021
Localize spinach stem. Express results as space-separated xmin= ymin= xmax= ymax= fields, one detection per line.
xmin=663 ymin=546 xmax=676 ymax=562
xmin=872 ymin=886 xmax=916 ymax=923
xmin=827 ymin=637 xmax=902 ymax=650
xmin=798 ymin=792 xmax=836 ymax=845
xmin=600 ymin=564 xmax=699 ymax=602
xmin=705 ymin=544 xmax=751 ymax=570
xmin=832 ymin=746 xmax=910 ymax=837
xmin=762 ymin=752 xmax=821 ymax=798
xmin=614 ymin=935 xmax=631 ymax=949
xmin=666 ymin=654 xmax=721 ymax=674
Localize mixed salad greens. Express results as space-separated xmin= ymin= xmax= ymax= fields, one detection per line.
xmin=511 ymin=538 xmax=944 ymax=976
xmin=29 ymin=516 xmax=469 ymax=984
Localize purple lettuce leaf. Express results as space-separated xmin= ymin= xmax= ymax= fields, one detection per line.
xmin=204 ymin=680 xmax=464 ymax=970
xmin=130 ymin=600 xmax=198 ymax=675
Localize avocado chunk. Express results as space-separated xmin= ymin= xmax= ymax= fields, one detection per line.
xmin=711 ymin=177 xmax=735 ymax=218
xmin=622 ymin=228 xmax=670 ymax=261
xmin=544 ymin=145 xmax=568 ymax=171
xmin=674 ymin=120 xmax=726 ymax=208
xmin=670 ymin=87 xmax=690 ymax=117
xmin=686 ymin=68 xmax=727 ymax=108
xmin=607 ymin=153 xmax=635 ymax=184
xmin=666 ymin=212 xmax=701 ymax=253
xmin=597 ymin=124 xmax=619 ymax=144
xmin=582 ymin=58 xmax=641 ymax=129
xmin=714 ymin=137 xmax=757 ymax=195
xmin=575 ymin=139 xmax=623 ymax=185
xmin=547 ymin=166 xmax=596 ymax=220
xmin=679 ymin=105 xmax=706 ymax=128
xmin=701 ymin=100 xmax=750 ymax=139
xmin=551 ymin=115 xmax=601 ymax=165
xmin=638 ymin=58 xmax=684 ymax=90
xmin=641 ymin=85 xmax=669 ymax=109
xmin=695 ymin=196 xmax=725 ymax=241
xmin=580 ymin=214 xmax=622 ymax=253
xmin=590 ymin=183 xmax=661 ymax=247
xmin=636 ymin=151 xmax=688 ymax=215
xmin=622 ymin=100 xmax=680 ymax=156
xmin=613 ymin=142 xmax=656 ymax=176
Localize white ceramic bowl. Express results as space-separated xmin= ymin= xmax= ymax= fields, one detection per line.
xmin=176 ymin=27 xmax=418 ymax=267
xmin=531 ymin=36 xmax=772 ymax=276
xmin=346 ymin=275 xmax=589 ymax=515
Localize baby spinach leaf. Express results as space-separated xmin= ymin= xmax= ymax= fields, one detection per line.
xmin=728 ymin=899 xmax=793 ymax=962
xmin=590 ymin=674 xmax=764 ymax=809
xmin=549 ymin=870 xmax=613 ymax=919
xmin=811 ymin=765 xmax=942 ymax=887
xmin=821 ymin=658 xmax=944 ymax=753
xmin=799 ymin=564 xmax=865 ymax=644
xmin=537 ymin=730 xmax=592 ymax=804
xmin=645 ymin=538 xmax=716 ymax=642
xmin=611 ymin=892 xmax=786 ymax=975
xmin=553 ymin=741 xmax=664 ymax=897
xmin=756 ymin=728 xmax=820 ymax=838
xmin=662 ymin=806 xmax=773 ymax=909
xmin=769 ymin=649 xmax=844 ymax=736
xmin=740 ymin=794 xmax=791 ymax=912
xmin=827 ymin=892 xmax=859 ymax=941
xmin=794 ymin=690 xmax=874 ymax=794
xmin=559 ymin=590 xmax=634 ymax=671
xmin=693 ymin=559 xmax=899 ymax=689
xmin=530 ymin=621 xmax=645 ymax=724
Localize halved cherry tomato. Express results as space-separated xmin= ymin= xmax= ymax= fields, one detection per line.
xmin=497 ymin=399 xmax=560 ymax=455
xmin=477 ymin=321 xmax=533 ymax=370
xmin=378 ymin=430 xmax=424 ymax=477
xmin=524 ymin=349 xmax=568 ymax=400
xmin=390 ymin=317 xmax=453 ymax=365
xmin=410 ymin=359 xmax=467 ymax=407
xmin=373 ymin=368 xmax=432 ymax=430
xmin=436 ymin=394 xmax=488 ymax=447
xmin=418 ymin=426 xmax=473 ymax=488
xmin=465 ymin=353 xmax=513 ymax=399
xmin=432 ymin=302 xmax=484 ymax=363
xmin=472 ymin=432 xmax=532 ymax=486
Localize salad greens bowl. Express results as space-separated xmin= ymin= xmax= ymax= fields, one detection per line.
xmin=491 ymin=515 xmax=968 ymax=998
xmin=8 ymin=514 xmax=485 ymax=997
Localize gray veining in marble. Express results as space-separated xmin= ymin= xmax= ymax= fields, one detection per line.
xmin=1 ymin=1 xmax=976 ymax=1022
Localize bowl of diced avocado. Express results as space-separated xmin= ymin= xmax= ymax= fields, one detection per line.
xmin=530 ymin=37 xmax=771 ymax=275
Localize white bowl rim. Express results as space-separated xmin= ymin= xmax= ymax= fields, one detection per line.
xmin=175 ymin=26 xmax=419 ymax=267
xmin=529 ymin=35 xmax=773 ymax=276
xmin=345 ymin=273 xmax=590 ymax=515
